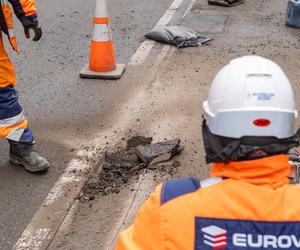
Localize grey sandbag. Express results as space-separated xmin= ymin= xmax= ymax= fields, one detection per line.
xmin=208 ymin=0 xmax=245 ymax=7
xmin=145 ymin=25 xmax=212 ymax=48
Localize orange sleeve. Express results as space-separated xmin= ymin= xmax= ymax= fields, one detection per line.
xmin=8 ymin=0 xmax=37 ymax=18
xmin=115 ymin=184 xmax=163 ymax=250
xmin=19 ymin=0 xmax=37 ymax=16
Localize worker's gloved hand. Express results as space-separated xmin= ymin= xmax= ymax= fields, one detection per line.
xmin=288 ymin=147 xmax=300 ymax=184
xmin=20 ymin=15 xmax=42 ymax=42
xmin=24 ymin=24 xmax=42 ymax=42
xmin=289 ymin=147 xmax=300 ymax=162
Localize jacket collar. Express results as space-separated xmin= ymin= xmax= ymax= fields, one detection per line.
xmin=210 ymin=155 xmax=290 ymax=189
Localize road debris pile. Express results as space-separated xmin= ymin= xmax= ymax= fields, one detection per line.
xmin=145 ymin=26 xmax=212 ymax=48
xmin=208 ymin=0 xmax=244 ymax=7
xmin=81 ymin=137 xmax=183 ymax=199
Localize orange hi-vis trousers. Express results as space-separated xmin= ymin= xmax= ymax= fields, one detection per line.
xmin=0 ymin=32 xmax=33 ymax=143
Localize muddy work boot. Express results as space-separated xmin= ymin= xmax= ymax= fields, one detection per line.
xmin=9 ymin=140 xmax=49 ymax=173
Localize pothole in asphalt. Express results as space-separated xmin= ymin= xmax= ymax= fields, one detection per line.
xmin=80 ymin=136 xmax=182 ymax=201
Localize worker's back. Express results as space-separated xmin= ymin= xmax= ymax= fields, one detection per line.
xmin=115 ymin=56 xmax=300 ymax=250
xmin=116 ymin=155 xmax=300 ymax=250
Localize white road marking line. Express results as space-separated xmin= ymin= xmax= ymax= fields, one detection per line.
xmin=43 ymin=158 xmax=89 ymax=206
xmin=129 ymin=0 xmax=185 ymax=65
xmin=13 ymin=0 xmax=193 ymax=249
xmin=129 ymin=40 xmax=155 ymax=66
xmin=157 ymin=0 xmax=185 ymax=26
xmin=13 ymin=228 xmax=51 ymax=250
xmin=182 ymin=0 xmax=197 ymax=18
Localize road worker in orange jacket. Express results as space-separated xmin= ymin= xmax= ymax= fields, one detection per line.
xmin=0 ymin=0 xmax=49 ymax=172
xmin=115 ymin=56 xmax=300 ymax=250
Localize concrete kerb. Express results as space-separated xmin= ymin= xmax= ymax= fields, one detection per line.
xmin=46 ymin=46 xmax=176 ymax=249
xmin=48 ymin=57 xmax=174 ymax=249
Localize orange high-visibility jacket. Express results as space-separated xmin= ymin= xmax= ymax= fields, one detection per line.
xmin=0 ymin=0 xmax=37 ymax=51
xmin=116 ymin=155 xmax=300 ymax=250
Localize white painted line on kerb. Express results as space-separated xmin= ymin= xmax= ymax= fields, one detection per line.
xmin=129 ymin=0 xmax=185 ymax=66
xmin=13 ymin=150 xmax=94 ymax=250
xmin=14 ymin=228 xmax=52 ymax=250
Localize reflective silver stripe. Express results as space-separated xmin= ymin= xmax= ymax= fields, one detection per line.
xmin=93 ymin=24 xmax=112 ymax=42
xmin=0 ymin=112 xmax=25 ymax=128
xmin=6 ymin=128 xmax=25 ymax=141
xmin=200 ymin=177 xmax=223 ymax=188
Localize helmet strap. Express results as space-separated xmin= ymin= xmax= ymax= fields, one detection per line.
xmin=202 ymin=119 xmax=300 ymax=164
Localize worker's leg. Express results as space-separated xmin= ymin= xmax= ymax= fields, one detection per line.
xmin=0 ymin=33 xmax=49 ymax=172
xmin=0 ymin=34 xmax=34 ymax=143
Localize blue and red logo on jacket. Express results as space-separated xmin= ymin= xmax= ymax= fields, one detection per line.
xmin=201 ymin=225 xmax=227 ymax=249
xmin=196 ymin=218 xmax=300 ymax=250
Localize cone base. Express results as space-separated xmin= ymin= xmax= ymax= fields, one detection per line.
xmin=80 ymin=63 xmax=126 ymax=80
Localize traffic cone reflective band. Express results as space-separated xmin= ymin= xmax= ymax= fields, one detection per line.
xmin=80 ymin=0 xmax=125 ymax=79
xmin=89 ymin=21 xmax=115 ymax=72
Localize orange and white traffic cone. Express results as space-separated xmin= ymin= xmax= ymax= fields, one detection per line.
xmin=80 ymin=0 xmax=125 ymax=79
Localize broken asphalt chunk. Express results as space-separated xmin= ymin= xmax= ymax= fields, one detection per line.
xmin=135 ymin=138 xmax=183 ymax=166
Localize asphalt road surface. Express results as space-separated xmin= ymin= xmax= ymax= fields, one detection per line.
xmin=0 ymin=0 xmax=173 ymax=248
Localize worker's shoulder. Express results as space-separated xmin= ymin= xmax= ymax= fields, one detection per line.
xmin=160 ymin=176 xmax=223 ymax=205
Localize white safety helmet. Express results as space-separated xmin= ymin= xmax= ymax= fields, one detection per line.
xmin=203 ymin=56 xmax=298 ymax=139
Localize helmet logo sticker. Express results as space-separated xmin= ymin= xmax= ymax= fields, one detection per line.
xmin=252 ymin=93 xmax=275 ymax=101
